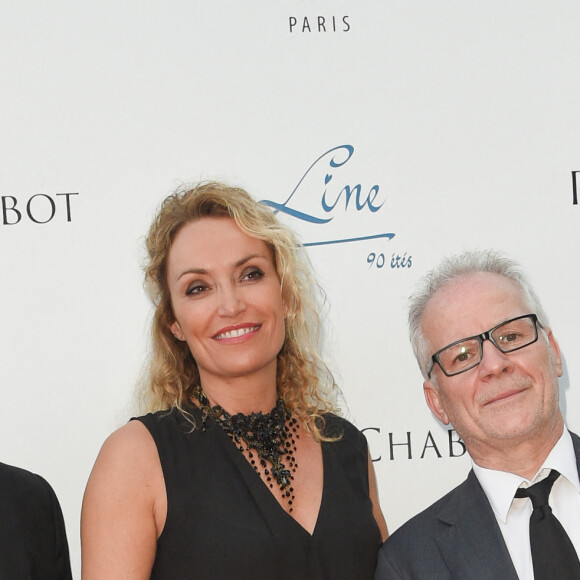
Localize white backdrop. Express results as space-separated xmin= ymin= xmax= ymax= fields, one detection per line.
xmin=1 ymin=1 xmax=579 ymax=576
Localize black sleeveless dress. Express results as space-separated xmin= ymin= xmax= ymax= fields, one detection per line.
xmin=135 ymin=405 xmax=381 ymax=580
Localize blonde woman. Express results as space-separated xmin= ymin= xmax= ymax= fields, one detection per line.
xmin=82 ymin=181 xmax=387 ymax=579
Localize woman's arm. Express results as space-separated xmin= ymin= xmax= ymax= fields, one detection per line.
xmin=368 ymin=451 xmax=389 ymax=542
xmin=81 ymin=420 xmax=166 ymax=579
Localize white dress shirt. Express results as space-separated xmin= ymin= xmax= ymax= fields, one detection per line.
xmin=473 ymin=429 xmax=580 ymax=580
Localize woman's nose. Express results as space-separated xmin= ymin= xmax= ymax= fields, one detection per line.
xmin=217 ymin=285 xmax=246 ymax=317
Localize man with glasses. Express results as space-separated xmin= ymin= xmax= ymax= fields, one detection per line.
xmin=375 ymin=250 xmax=580 ymax=580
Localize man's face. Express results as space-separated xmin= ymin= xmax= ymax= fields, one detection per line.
xmin=422 ymin=272 xmax=563 ymax=453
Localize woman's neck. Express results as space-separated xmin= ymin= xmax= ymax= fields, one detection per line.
xmin=197 ymin=374 xmax=278 ymax=415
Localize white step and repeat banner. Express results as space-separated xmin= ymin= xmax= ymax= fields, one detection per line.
xmin=2 ymin=1 xmax=579 ymax=575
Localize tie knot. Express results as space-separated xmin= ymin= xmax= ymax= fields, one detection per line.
xmin=515 ymin=469 xmax=560 ymax=510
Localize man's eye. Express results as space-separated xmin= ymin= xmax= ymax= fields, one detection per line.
xmin=453 ymin=348 xmax=475 ymax=363
xmin=446 ymin=344 xmax=478 ymax=367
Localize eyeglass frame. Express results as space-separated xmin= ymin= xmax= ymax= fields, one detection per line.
xmin=427 ymin=313 xmax=541 ymax=378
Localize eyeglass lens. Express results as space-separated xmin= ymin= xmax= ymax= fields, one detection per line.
xmin=437 ymin=315 xmax=537 ymax=376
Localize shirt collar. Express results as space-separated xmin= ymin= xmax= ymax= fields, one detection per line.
xmin=472 ymin=428 xmax=580 ymax=524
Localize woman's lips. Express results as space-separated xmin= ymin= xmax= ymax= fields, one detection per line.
xmin=213 ymin=324 xmax=261 ymax=341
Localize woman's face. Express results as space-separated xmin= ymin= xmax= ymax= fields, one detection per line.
xmin=166 ymin=217 xmax=286 ymax=390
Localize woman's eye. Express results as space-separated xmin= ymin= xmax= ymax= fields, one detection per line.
xmin=186 ymin=283 xmax=208 ymax=296
xmin=241 ymin=268 xmax=264 ymax=282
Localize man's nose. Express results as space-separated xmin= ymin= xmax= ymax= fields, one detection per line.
xmin=478 ymin=338 xmax=514 ymax=377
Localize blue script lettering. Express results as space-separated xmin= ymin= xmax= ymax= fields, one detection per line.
xmin=322 ymin=184 xmax=382 ymax=213
xmin=367 ymin=252 xmax=413 ymax=269
xmin=261 ymin=144 xmax=385 ymax=224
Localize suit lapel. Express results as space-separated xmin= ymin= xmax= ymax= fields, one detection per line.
xmin=571 ymin=431 xmax=580 ymax=472
xmin=423 ymin=430 xmax=580 ymax=579
xmin=434 ymin=470 xmax=519 ymax=580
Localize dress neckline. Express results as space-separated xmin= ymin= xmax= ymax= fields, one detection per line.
xmin=189 ymin=404 xmax=326 ymax=537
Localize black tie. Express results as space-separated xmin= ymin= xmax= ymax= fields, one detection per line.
xmin=515 ymin=469 xmax=580 ymax=580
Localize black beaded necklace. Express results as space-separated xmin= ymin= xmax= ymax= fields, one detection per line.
xmin=193 ymin=386 xmax=299 ymax=511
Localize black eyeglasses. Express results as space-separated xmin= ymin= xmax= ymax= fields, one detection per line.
xmin=427 ymin=314 xmax=540 ymax=377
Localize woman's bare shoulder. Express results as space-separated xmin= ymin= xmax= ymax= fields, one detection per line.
xmin=81 ymin=420 xmax=164 ymax=579
xmin=92 ymin=420 xmax=159 ymax=478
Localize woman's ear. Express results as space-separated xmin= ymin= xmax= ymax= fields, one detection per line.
xmin=170 ymin=321 xmax=186 ymax=341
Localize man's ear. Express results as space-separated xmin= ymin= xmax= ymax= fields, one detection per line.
xmin=170 ymin=321 xmax=186 ymax=341
xmin=545 ymin=328 xmax=563 ymax=378
xmin=424 ymin=380 xmax=450 ymax=425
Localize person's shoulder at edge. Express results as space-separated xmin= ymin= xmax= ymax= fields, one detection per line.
xmin=0 ymin=461 xmax=68 ymax=521
xmin=0 ymin=461 xmax=73 ymax=580
xmin=0 ymin=460 xmax=53 ymax=495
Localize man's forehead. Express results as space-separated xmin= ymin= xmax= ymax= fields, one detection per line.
xmin=428 ymin=271 xmax=523 ymax=309
xmin=422 ymin=272 xmax=528 ymax=344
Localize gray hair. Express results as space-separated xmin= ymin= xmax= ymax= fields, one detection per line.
xmin=409 ymin=249 xmax=549 ymax=379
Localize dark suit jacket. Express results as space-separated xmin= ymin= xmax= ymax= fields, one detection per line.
xmin=0 ymin=462 xmax=72 ymax=580
xmin=375 ymin=431 xmax=580 ymax=579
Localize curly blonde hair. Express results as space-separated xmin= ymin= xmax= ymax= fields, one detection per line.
xmin=140 ymin=181 xmax=339 ymax=439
